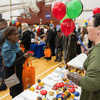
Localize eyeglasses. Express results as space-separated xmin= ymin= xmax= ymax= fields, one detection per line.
xmin=11 ymin=33 xmax=19 ymax=36
xmin=87 ymin=25 xmax=94 ymax=27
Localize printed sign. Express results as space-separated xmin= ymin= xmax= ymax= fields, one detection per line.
xmin=45 ymin=12 xmax=51 ymax=19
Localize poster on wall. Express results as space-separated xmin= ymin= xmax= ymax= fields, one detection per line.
xmin=56 ymin=25 xmax=61 ymax=30
xmin=45 ymin=12 xmax=51 ymax=19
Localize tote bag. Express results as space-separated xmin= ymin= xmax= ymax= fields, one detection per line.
xmin=22 ymin=58 xmax=35 ymax=90
xmin=44 ymin=46 xmax=51 ymax=57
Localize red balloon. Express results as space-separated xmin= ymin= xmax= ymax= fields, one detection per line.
xmin=52 ymin=2 xmax=66 ymax=20
xmin=61 ymin=18 xmax=75 ymax=36
xmin=93 ymin=7 xmax=100 ymax=15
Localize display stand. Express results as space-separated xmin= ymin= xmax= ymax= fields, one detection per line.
xmin=12 ymin=68 xmax=81 ymax=100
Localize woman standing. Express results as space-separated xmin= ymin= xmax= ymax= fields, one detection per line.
xmin=77 ymin=27 xmax=89 ymax=49
xmin=21 ymin=23 xmax=31 ymax=52
xmin=39 ymin=28 xmax=45 ymax=39
xmin=63 ymin=13 xmax=100 ymax=100
xmin=2 ymin=26 xmax=32 ymax=98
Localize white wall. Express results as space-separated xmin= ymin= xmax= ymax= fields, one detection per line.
xmin=78 ymin=0 xmax=100 ymax=19
xmin=1 ymin=0 xmax=100 ymax=22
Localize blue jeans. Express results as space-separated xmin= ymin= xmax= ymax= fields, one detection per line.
xmin=0 ymin=55 xmax=5 ymax=86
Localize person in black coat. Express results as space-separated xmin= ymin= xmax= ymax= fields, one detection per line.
xmin=67 ymin=31 xmax=78 ymax=61
xmin=52 ymin=27 xmax=57 ymax=56
xmin=45 ymin=23 xmax=53 ymax=59
xmin=21 ymin=23 xmax=31 ymax=52
xmin=2 ymin=26 xmax=32 ymax=98
xmin=55 ymin=29 xmax=63 ymax=62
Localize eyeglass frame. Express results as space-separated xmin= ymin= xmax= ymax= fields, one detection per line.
xmin=11 ymin=33 xmax=19 ymax=36
xmin=86 ymin=25 xmax=94 ymax=27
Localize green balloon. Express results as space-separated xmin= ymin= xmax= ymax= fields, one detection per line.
xmin=65 ymin=2 xmax=67 ymax=6
xmin=60 ymin=14 xmax=70 ymax=23
xmin=12 ymin=20 xmax=15 ymax=24
xmin=67 ymin=0 xmax=83 ymax=19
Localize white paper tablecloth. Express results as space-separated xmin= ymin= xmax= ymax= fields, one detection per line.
xmin=67 ymin=53 xmax=87 ymax=69
xmin=12 ymin=68 xmax=81 ymax=100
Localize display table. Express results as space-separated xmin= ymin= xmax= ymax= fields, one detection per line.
xmin=67 ymin=53 xmax=87 ymax=69
xmin=12 ymin=68 xmax=81 ymax=100
xmin=30 ymin=42 xmax=46 ymax=58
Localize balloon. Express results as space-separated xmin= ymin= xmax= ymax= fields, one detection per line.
xmin=12 ymin=23 xmax=15 ymax=25
xmin=93 ymin=7 xmax=100 ymax=15
xmin=67 ymin=0 xmax=83 ymax=19
xmin=50 ymin=21 xmax=53 ymax=23
xmin=12 ymin=20 xmax=15 ymax=24
xmin=35 ymin=25 xmax=37 ymax=27
xmin=15 ymin=23 xmax=16 ymax=26
xmin=16 ymin=22 xmax=19 ymax=26
xmin=88 ymin=15 xmax=93 ymax=21
xmin=15 ymin=19 xmax=18 ymax=23
xmin=50 ymin=23 xmax=53 ymax=26
xmin=84 ymin=25 xmax=87 ymax=27
xmin=61 ymin=18 xmax=75 ymax=37
xmin=85 ymin=22 xmax=88 ymax=25
xmin=52 ymin=2 xmax=66 ymax=20
xmin=64 ymin=2 xmax=67 ymax=6
xmin=83 ymin=20 xmax=87 ymax=23
xmin=60 ymin=14 xmax=70 ymax=23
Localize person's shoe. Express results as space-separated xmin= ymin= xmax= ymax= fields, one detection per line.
xmin=43 ymin=57 xmax=46 ymax=59
xmin=52 ymin=54 xmax=55 ymax=56
xmin=57 ymin=59 xmax=62 ymax=62
xmin=0 ymin=85 xmax=7 ymax=91
xmin=55 ymin=59 xmax=57 ymax=61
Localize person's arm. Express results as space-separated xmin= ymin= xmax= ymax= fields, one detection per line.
xmin=64 ymin=52 xmax=100 ymax=91
xmin=0 ymin=31 xmax=5 ymax=43
xmin=21 ymin=32 xmax=30 ymax=44
xmin=13 ymin=51 xmax=33 ymax=66
xmin=46 ymin=30 xmax=52 ymax=44
xmin=81 ymin=45 xmax=89 ymax=55
xmin=57 ymin=36 xmax=63 ymax=48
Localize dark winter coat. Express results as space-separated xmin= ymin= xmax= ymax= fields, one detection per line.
xmin=21 ymin=30 xmax=31 ymax=51
xmin=55 ymin=35 xmax=63 ymax=49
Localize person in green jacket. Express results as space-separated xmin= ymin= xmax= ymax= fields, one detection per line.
xmin=63 ymin=13 xmax=100 ymax=100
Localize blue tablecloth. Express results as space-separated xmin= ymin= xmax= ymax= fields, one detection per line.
xmin=30 ymin=42 xmax=46 ymax=58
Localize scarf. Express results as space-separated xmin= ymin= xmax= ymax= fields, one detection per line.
xmin=2 ymin=39 xmax=21 ymax=67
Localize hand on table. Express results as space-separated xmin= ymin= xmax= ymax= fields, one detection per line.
xmin=63 ymin=71 xmax=69 ymax=80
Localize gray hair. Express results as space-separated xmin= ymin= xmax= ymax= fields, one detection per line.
xmin=22 ymin=23 xmax=29 ymax=31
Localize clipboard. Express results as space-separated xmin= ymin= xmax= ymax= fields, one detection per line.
xmin=76 ymin=34 xmax=87 ymax=51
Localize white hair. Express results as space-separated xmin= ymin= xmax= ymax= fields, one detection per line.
xmin=22 ymin=23 xmax=29 ymax=31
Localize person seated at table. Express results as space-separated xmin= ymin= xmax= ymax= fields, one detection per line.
xmin=55 ymin=29 xmax=63 ymax=62
xmin=32 ymin=25 xmax=37 ymax=36
xmin=2 ymin=26 xmax=32 ymax=98
xmin=20 ymin=23 xmax=31 ymax=52
xmin=63 ymin=13 xmax=100 ymax=100
xmin=39 ymin=28 xmax=45 ymax=39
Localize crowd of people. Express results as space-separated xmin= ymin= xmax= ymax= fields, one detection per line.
xmin=0 ymin=13 xmax=98 ymax=99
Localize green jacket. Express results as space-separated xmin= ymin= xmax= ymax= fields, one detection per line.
xmin=79 ymin=43 xmax=100 ymax=100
